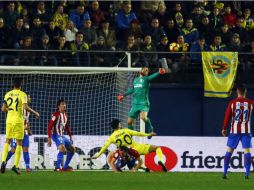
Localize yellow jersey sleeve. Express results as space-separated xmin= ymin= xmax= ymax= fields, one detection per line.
xmin=95 ymin=136 xmax=113 ymax=158
xmin=124 ymin=128 xmax=150 ymax=137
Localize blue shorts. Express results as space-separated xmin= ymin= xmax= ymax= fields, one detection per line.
xmin=227 ymin=134 xmax=252 ymax=149
xmin=115 ymin=158 xmax=136 ymax=170
xmin=10 ymin=134 xmax=29 ymax=148
xmin=52 ymin=134 xmax=71 ymax=149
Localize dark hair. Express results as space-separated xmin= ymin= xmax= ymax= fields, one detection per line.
xmin=76 ymin=31 xmax=83 ymax=37
xmin=119 ymin=146 xmax=128 ymax=152
xmin=13 ymin=77 xmax=22 ymax=88
xmin=110 ymin=119 xmax=120 ymax=129
xmin=57 ymin=99 xmax=66 ymax=107
xmin=236 ymin=83 xmax=246 ymax=94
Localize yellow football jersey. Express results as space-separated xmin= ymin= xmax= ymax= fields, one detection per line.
xmin=96 ymin=128 xmax=150 ymax=157
xmin=4 ymin=89 xmax=27 ymax=123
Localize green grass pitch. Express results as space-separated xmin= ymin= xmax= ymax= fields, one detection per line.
xmin=0 ymin=171 xmax=253 ymax=190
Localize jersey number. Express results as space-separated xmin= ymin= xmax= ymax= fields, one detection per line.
xmin=115 ymin=135 xmax=132 ymax=147
xmin=235 ymin=109 xmax=249 ymax=121
xmin=7 ymin=97 xmax=19 ymax=111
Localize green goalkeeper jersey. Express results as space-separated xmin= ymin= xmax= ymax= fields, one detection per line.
xmin=124 ymin=72 xmax=160 ymax=106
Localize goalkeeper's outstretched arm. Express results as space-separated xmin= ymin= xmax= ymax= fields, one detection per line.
xmin=148 ymin=68 xmax=166 ymax=81
xmin=118 ymin=88 xmax=134 ymax=101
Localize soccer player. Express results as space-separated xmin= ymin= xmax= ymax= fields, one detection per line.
xmin=108 ymin=146 xmax=143 ymax=173
xmin=92 ymin=119 xmax=168 ymax=172
xmin=117 ymin=67 xmax=166 ymax=137
xmin=1 ymin=78 xmax=40 ymax=175
xmin=47 ymin=99 xmax=75 ymax=172
xmin=5 ymin=95 xmax=33 ymax=172
xmin=222 ymin=84 xmax=253 ymax=179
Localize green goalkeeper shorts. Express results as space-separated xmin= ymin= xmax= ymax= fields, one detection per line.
xmin=128 ymin=104 xmax=150 ymax=119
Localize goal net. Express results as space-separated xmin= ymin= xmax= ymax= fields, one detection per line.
xmin=0 ymin=66 xmax=141 ymax=170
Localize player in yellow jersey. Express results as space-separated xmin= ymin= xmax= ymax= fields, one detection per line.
xmin=1 ymin=77 xmax=40 ymax=175
xmin=92 ymin=119 xmax=168 ymax=172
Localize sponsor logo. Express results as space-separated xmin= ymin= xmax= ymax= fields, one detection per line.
xmin=145 ymin=146 xmax=178 ymax=172
xmin=181 ymin=151 xmax=254 ymax=169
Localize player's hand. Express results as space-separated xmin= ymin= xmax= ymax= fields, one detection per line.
xmin=47 ymin=138 xmax=52 ymax=147
xmin=149 ymin=132 xmax=157 ymax=136
xmin=70 ymin=136 xmax=73 ymax=144
xmin=117 ymin=95 xmax=124 ymax=101
xmin=159 ymin=68 xmax=166 ymax=75
xmin=222 ymin=129 xmax=227 ymax=137
xmin=91 ymin=155 xmax=98 ymax=159
xmin=35 ymin=112 xmax=40 ymax=118
xmin=131 ymin=168 xmax=137 ymax=172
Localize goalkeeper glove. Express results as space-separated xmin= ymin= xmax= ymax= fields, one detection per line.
xmin=117 ymin=95 xmax=124 ymax=101
xmin=159 ymin=68 xmax=166 ymax=75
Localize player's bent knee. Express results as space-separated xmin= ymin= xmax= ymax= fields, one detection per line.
xmin=244 ymin=148 xmax=251 ymax=153
xmin=58 ymin=145 xmax=66 ymax=153
xmin=149 ymin=145 xmax=157 ymax=152
xmin=69 ymin=145 xmax=76 ymax=153
xmin=22 ymin=147 xmax=29 ymax=152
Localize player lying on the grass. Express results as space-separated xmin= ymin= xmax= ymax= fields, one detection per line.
xmin=47 ymin=99 xmax=75 ymax=172
xmin=222 ymin=84 xmax=253 ymax=179
xmin=92 ymin=119 xmax=168 ymax=172
xmin=117 ymin=67 xmax=166 ymax=138
xmin=108 ymin=146 xmax=149 ymax=173
xmin=1 ymin=77 xmax=40 ymax=175
xmin=5 ymin=95 xmax=33 ymax=172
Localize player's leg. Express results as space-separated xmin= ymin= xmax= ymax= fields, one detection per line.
xmin=12 ymin=139 xmax=22 ymax=175
xmin=148 ymin=145 xmax=168 ymax=172
xmin=62 ymin=136 xmax=75 ymax=171
xmin=223 ymin=134 xmax=239 ymax=179
xmin=242 ymin=134 xmax=252 ymax=179
xmin=52 ymin=135 xmax=66 ymax=171
xmin=140 ymin=110 xmax=153 ymax=140
xmin=22 ymin=134 xmax=31 ymax=172
xmin=6 ymin=139 xmax=16 ymax=164
xmin=1 ymin=123 xmax=15 ymax=173
xmin=1 ymin=138 xmax=11 ymax=173
xmin=11 ymin=123 xmax=24 ymax=174
xmin=127 ymin=106 xmax=139 ymax=130
xmin=127 ymin=117 xmax=135 ymax=130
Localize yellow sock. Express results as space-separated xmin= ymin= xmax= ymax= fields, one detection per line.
xmin=14 ymin=145 xmax=22 ymax=167
xmin=1 ymin=143 xmax=10 ymax=162
xmin=156 ymin=148 xmax=163 ymax=163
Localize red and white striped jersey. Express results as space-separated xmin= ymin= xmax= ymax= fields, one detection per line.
xmin=47 ymin=111 xmax=71 ymax=138
xmin=23 ymin=109 xmax=30 ymax=126
xmin=223 ymin=97 xmax=254 ymax=134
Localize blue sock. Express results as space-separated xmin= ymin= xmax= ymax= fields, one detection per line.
xmin=63 ymin=151 xmax=74 ymax=169
xmin=244 ymin=153 xmax=251 ymax=177
xmin=56 ymin=152 xmax=64 ymax=169
xmin=224 ymin=152 xmax=232 ymax=176
xmin=23 ymin=152 xmax=30 ymax=169
xmin=6 ymin=151 xmax=14 ymax=163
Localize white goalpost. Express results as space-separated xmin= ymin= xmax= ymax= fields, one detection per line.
xmin=0 ymin=66 xmax=145 ymax=170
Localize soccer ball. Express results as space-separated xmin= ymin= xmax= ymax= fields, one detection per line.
xmin=169 ymin=42 xmax=180 ymax=52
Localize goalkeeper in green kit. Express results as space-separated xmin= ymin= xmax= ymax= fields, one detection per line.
xmin=117 ymin=67 xmax=166 ymax=137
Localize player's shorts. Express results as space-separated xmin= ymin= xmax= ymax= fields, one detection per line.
xmin=6 ymin=122 xmax=24 ymax=140
xmin=10 ymin=134 xmax=29 ymax=148
xmin=116 ymin=158 xmax=136 ymax=170
xmin=132 ymin=143 xmax=150 ymax=155
xmin=52 ymin=134 xmax=72 ymax=149
xmin=227 ymin=133 xmax=252 ymax=149
xmin=128 ymin=104 xmax=150 ymax=119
